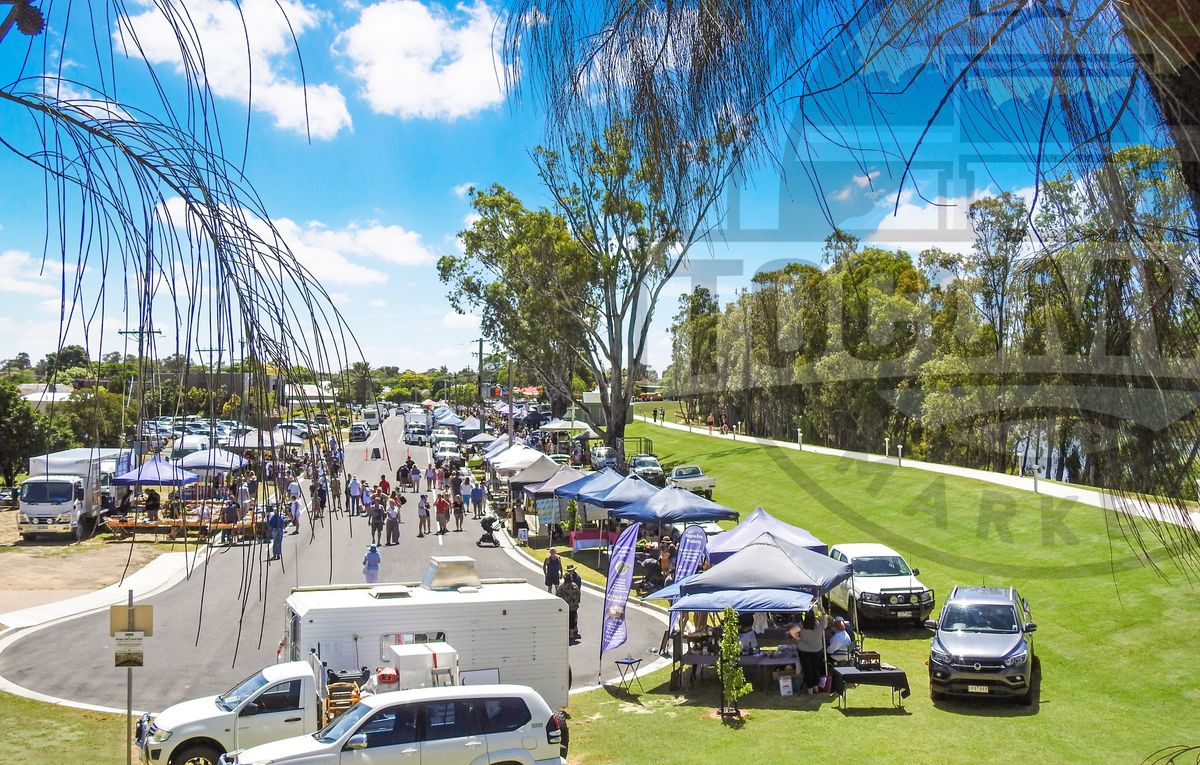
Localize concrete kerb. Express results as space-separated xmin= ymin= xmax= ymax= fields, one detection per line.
xmin=0 ymin=547 xmax=210 ymax=716
xmin=491 ymin=521 xmax=672 ymax=695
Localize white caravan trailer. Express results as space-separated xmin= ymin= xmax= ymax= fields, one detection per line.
xmin=283 ymin=556 xmax=570 ymax=709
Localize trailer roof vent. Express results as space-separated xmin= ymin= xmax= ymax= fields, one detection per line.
xmin=369 ymin=585 xmax=412 ymax=599
xmin=421 ymin=556 xmax=481 ymax=590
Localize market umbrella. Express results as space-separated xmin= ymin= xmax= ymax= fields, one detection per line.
xmin=708 ymin=506 xmax=826 ymax=560
xmin=112 ymin=456 xmax=199 ymax=486
xmin=177 ymin=448 xmax=247 ymax=472
xmin=608 ymin=485 xmax=739 ymax=523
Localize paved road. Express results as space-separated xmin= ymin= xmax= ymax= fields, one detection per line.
xmin=0 ymin=414 xmax=665 ymax=711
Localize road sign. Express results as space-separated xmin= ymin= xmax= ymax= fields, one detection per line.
xmin=114 ymin=630 xmax=144 ymax=668
xmin=109 ymin=604 xmax=153 ymax=636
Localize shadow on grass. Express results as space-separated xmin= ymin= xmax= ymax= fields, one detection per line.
xmin=932 ymin=662 xmax=1043 ymax=718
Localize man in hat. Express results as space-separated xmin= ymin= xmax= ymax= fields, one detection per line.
xmin=556 ymin=564 xmax=582 ymax=644
xmin=362 ymin=544 xmax=381 ymax=584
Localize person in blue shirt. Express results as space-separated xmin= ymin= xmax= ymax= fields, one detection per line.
xmin=470 ymin=482 xmax=485 ymax=519
xmin=267 ymin=506 xmax=285 ymax=560
xmin=362 ymin=544 xmax=382 ymax=583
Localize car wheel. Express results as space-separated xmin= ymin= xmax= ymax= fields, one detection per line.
xmin=171 ymin=743 xmax=222 ymax=765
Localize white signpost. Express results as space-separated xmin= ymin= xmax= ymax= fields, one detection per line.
xmin=111 ymin=592 xmax=152 ymax=765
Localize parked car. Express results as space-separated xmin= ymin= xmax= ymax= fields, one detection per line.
xmin=629 ymin=454 xmax=665 ymax=485
xmin=219 ymin=684 xmax=568 ymax=765
xmin=667 ymin=464 xmax=714 ymax=498
xmin=926 ymin=585 xmax=1038 ymax=705
xmin=348 ymin=423 xmax=369 ymax=442
xmin=827 ymin=543 xmax=934 ymax=625
xmin=591 ymin=446 xmax=618 ymax=470
xmin=403 ymin=424 xmax=429 ymax=446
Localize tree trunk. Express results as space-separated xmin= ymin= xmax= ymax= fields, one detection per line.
xmin=1119 ymin=0 xmax=1200 ymax=220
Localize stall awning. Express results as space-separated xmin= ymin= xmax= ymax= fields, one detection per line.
xmin=112 ymin=456 xmax=199 ymax=486
xmin=669 ymin=588 xmax=814 ymax=613
xmin=708 ymin=506 xmax=826 ymax=560
xmin=681 ymin=531 xmax=851 ymax=595
xmin=553 ymin=467 xmax=623 ymax=501
xmin=509 ymin=456 xmax=561 ymax=486
xmin=577 ymin=474 xmax=659 ymax=509
xmin=608 ymin=485 xmax=739 ymax=524
xmin=522 ymin=465 xmax=587 ymax=498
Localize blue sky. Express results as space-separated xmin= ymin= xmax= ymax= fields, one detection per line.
xmin=0 ymin=0 xmax=1156 ymax=376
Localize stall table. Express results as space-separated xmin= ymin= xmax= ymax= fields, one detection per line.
xmin=568 ymin=529 xmax=619 ymax=553
xmin=832 ymin=665 xmax=911 ymax=708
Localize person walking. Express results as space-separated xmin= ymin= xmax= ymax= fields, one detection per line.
xmin=543 ymin=548 xmax=563 ymax=593
xmin=452 ymin=494 xmax=465 ymax=532
xmin=362 ymin=544 xmax=381 ymax=584
xmin=424 ymin=464 xmax=435 ymax=493
xmin=556 ymin=568 xmax=582 ymax=644
xmin=410 ymin=464 xmax=421 ymax=493
xmin=267 ymin=505 xmax=285 ymax=560
xmin=329 ymin=473 xmax=342 ymax=517
xmin=417 ymin=493 xmax=430 ymax=537
xmin=289 ymin=495 xmax=301 ymax=535
xmin=385 ymin=497 xmax=400 ymax=546
xmin=470 ymin=481 xmax=484 ymax=519
xmin=358 ymin=480 xmax=372 ymax=517
xmin=434 ymin=492 xmax=451 ymax=535
xmin=368 ymin=497 xmax=385 ymax=545
xmin=397 ymin=464 xmax=409 ymax=493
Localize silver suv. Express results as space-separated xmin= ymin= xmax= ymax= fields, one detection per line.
xmin=926 ymin=586 xmax=1038 ymax=705
xmin=222 ymin=684 xmax=567 ymax=765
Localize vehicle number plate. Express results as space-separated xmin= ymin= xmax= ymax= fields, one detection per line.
xmin=38 ymin=518 xmax=47 ymax=524
xmin=967 ymin=685 xmax=989 ymax=694
xmin=895 ymin=610 xmax=912 ymax=617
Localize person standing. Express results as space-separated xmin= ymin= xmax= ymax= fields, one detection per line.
xmin=267 ymin=505 xmax=285 ymax=560
xmin=379 ymin=474 xmax=390 ymax=496
xmin=362 ymin=544 xmax=381 ymax=584
xmin=329 ymin=473 xmax=342 ymax=517
xmin=144 ymin=488 xmax=161 ymax=522
xmin=424 ymin=464 xmax=435 ymax=493
xmin=416 ymin=493 xmax=430 ymax=537
xmin=289 ymin=495 xmax=301 ymax=535
xmin=347 ymin=475 xmax=361 ymax=516
xmin=543 ymin=548 xmax=563 ymax=593
xmin=358 ymin=480 xmax=372 ymax=517
xmin=385 ymin=496 xmax=400 ymax=546
xmin=452 ymin=493 xmax=465 ymax=532
xmin=789 ymin=610 xmax=828 ymax=694
xmin=556 ymin=568 xmax=582 ymax=644
xmin=410 ymin=464 xmax=421 ymax=493
xmin=397 ymin=464 xmax=409 ymax=493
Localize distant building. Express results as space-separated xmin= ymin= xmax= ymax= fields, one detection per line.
xmin=19 ymin=383 xmax=75 ymax=411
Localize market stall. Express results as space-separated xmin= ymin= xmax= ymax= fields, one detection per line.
xmin=707 ymin=506 xmax=827 ymax=561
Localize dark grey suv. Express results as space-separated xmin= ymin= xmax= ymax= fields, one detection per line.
xmin=925 ymin=586 xmax=1038 ymax=705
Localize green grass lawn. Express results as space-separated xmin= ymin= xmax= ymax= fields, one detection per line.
xmin=560 ymin=421 xmax=1200 ymax=764
xmin=0 ymin=691 xmax=130 ymax=763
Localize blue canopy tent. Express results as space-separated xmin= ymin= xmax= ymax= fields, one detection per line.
xmin=459 ymin=416 xmax=482 ymax=433
xmin=467 ymin=431 xmax=498 ymax=445
xmin=608 ymin=485 xmax=739 ymax=524
xmin=112 ymin=456 xmax=199 ymax=486
xmin=707 ymin=506 xmax=827 ymax=562
xmin=577 ymin=473 xmax=659 ymax=509
xmin=522 ymin=465 xmax=587 ymax=498
xmin=669 ymin=588 xmax=815 ymax=613
xmin=553 ymin=467 xmax=623 ymax=502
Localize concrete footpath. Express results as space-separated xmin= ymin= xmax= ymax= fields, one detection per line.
xmin=637 ymin=415 xmax=1200 ymax=531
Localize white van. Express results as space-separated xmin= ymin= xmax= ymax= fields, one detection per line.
xmin=363 ymin=408 xmax=381 ymax=430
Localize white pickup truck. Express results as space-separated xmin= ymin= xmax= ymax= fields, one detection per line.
xmin=137 ymin=659 xmax=336 ymax=765
xmin=667 ymin=464 xmax=715 ymax=498
xmin=827 ymin=543 xmax=936 ymax=626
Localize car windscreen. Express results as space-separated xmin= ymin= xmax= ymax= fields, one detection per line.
xmin=216 ymin=671 xmax=269 ymax=711
xmin=674 ymin=466 xmax=700 ymax=478
xmin=850 ymin=556 xmax=912 ymax=577
xmin=940 ymin=603 xmax=1020 ymax=633
xmin=631 ymin=457 xmax=660 ymax=468
xmin=314 ymin=702 xmax=373 ymax=743
xmin=20 ymin=481 xmax=74 ymax=504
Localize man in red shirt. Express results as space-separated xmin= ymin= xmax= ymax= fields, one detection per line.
xmin=434 ymin=492 xmax=451 ymax=535
xmin=378 ymin=474 xmax=391 ymax=496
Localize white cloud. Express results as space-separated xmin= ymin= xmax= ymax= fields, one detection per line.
xmin=852 ymin=170 xmax=881 ymax=189
xmin=121 ymin=0 xmax=351 ymax=139
xmin=863 ymin=186 xmax=1036 ymax=255
xmin=304 ymin=221 xmax=436 ymax=267
xmin=453 ymin=182 xmax=475 ymax=198
xmin=440 ymin=311 xmax=479 ymax=330
xmin=0 ymin=250 xmax=62 ymax=296
xmin=339 ymin=1 xmax=508 ymax=120
xmin=462 ymin=212 xmax=481 ymax=227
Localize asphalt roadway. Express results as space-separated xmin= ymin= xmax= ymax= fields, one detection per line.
xmin=0 ymin=414 xmax=665 ymax=711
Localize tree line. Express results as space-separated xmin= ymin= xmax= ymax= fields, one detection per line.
xmin=663 ymin=146 xmax=1200 ymax=499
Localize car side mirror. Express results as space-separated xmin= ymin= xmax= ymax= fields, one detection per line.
xmin=239 ymin=702 xmax=260 ymax=717
xmin=345 ymin=733 xmax=368 ymax=750
xmin=911 ymin=568 xmax=920 ymax=576
xmin=923 ymin=619 xmax=937 ymax=630
xmin=1024 ymin=622 xmax=1037 ymax=634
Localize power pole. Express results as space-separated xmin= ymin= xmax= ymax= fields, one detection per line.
xmin=477 ymin=337 xmax=484 ymax=406
xmin=507 ymin=361 xmax=514 ymax=447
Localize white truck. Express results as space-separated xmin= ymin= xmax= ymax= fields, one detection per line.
xmin=138 ymin=556 xmax=569 ymax=765
xmin=667 ymin=464 xmax=715 ymax=498
xmin=828 ymin=543 xmax=936 ymax=626
xmin=18 ymin=448 xmax=128 ymax=539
